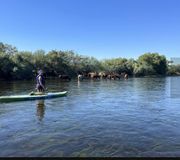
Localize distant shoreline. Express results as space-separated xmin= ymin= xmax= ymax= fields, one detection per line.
xmin=0 ymin=75 xmax=180 ymax=82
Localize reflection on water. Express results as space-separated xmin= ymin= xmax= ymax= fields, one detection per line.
xmin=77 ymin=80 xmax=81 ymax=88
xmin=36 ymin=100 xmax=45 ymax=121
xmin=0 ymin=77 xmax=180 ymax=157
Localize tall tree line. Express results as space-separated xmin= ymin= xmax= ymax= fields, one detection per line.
xmin=0 ymin=42 xmax=177 ymax=80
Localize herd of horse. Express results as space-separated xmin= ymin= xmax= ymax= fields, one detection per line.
xmin=58 ymin=72 xmax=129 ymax=81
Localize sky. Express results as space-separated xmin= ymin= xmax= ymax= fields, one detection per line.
xmin=0 ymin=0 xmax=180 ymax=60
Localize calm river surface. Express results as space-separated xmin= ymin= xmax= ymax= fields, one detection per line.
xmin=0 ymin=77 xmax=180 ymax=157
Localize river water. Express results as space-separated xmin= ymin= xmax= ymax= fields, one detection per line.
xmin=0 ymin=77 xmax=180 ymax=157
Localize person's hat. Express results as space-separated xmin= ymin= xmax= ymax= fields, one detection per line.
xmin=38 ymin=70 xmax=43 ymax=75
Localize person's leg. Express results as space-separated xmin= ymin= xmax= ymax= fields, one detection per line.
xmin=36 ymin=84 xmax=41 ymax=92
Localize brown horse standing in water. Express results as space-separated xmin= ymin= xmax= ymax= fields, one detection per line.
xmin=99 ymin=72 xmax=108 ymax=79
xmin=107 ymin=73 xmax=120 ymax=80
xmin=88 ymin=72 xmax=100 ymax=80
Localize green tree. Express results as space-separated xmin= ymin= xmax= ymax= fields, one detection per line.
xmin=0 ymin=51 xmax=14 ymax=79
xmin=0 ymin=42 xmax=18 ymax=55
xmin=11 ymin=51 xmax=34 ymax=79
xmin=167 ymin=65 xmax=180 ymax=75
xmin=135 ymin=53 xmax=167 ymax=76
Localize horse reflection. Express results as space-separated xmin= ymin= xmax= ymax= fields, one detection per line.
xmin=36 ymin=100 xmax=45 ymax=121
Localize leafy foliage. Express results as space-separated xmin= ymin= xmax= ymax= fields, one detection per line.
xmin=0 ymin=42 xmax=174 ymax=80
xmin=134 ymin=53 xmax=167 ymax=76
xmin=167 ymin=65 xmax=180 ymax=75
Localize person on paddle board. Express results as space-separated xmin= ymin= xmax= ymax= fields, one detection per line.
xmin=36 ymin=70 xmax=46 ymax=92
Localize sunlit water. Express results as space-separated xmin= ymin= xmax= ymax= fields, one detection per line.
xmin=0 ymin=77 xmax=180 ymax=157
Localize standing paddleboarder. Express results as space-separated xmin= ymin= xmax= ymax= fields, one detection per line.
xmin=36 ymin=69 xmax=46 ymax=92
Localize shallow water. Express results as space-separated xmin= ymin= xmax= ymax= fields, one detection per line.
xmin=0 ymin=77 xmax=180 ymax=157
